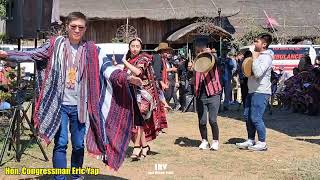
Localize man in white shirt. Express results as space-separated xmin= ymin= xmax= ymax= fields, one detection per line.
xmin=236 ymin=33 xmax=273 ymax=151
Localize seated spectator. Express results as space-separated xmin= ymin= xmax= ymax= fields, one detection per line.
xmin=298 ymin=55 xmax=313 ymax=72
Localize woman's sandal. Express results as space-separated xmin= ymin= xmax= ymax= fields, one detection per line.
xmin=141 ymin=145 xmax=151 ymax=158
xmin=130 ymin=146 xmax=142 ymax=161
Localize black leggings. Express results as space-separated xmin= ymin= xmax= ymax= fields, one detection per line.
xmin=240 ymin=78 xmax=248 ymax=108
xmin=164 ymin=83 xmax=179 ymax=106
xmin=196 ymin=95 xmax=220 ymax=140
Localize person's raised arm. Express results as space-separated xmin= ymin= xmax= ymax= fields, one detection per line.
xmin=102 ymin=65 xmax=142 ymax=87
xmin=0 ymin=41 xmax=52 ymax=62
xmin=122 ymin=59 xmax=142 ymax=76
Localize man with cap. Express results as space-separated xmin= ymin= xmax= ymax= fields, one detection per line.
xmin=190 ymin=36 xmax=223 ymax=150
xmin=152 ymin=42 xmax=172 ymax=91
xmin=153 ymin=42 xmax=180 ymax=110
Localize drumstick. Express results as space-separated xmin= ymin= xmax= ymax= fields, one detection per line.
xmin=188 ymin=49 xmax=193 ymax=63
xmin=175 ymin=70 xmax=179 ymax=84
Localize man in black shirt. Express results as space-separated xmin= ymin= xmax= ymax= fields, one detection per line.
xmin=152 ymin=53 xmax=164 ymax=87
xmin=164 ymin=55 xmax=180 ymax=110
xmin=177 ymin=56 xmax=188 ymax=111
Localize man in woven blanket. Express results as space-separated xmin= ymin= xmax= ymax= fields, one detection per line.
xmin=0 ymin=12 xmax=140 ymax=179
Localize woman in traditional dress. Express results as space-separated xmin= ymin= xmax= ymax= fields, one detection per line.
xmin=122 ymin=38 xmax=168 ymax=160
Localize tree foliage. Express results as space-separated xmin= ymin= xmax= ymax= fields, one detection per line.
xmin=232 ymin=16 xmax=275 ymax=49
xmin=111 ymin=37 xmax=122 ymax=43
xmin=0 ymin=66 xmax=15 ymax=102
xmin=235 ymin=26 xmax=270 ymax=47
xmin=314 ymin=37 xmax=320 ymax=45
xmin=0 ymin=0 xmax=6 ymax=18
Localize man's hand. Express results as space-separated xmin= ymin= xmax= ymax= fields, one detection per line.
xmin=160 ymin=81 xmax=169 ymax=90
xmin=122 ymin=59 xmax=128 ymax=65
xmin=204 ymin=48 xmax=211 ymax=53
xmin=167 ymin=67 xmax=177 ymax=72
xmin=0 ymin=50 xmax=8 ymax=59
xmin=175 ymin=82 xmax=180 ymax=88
xmin=171 ymin=67 xmax=177 ymax=72
xmin=187 ymin=61 xmax=193 ymax=71
xmin=162 ymin=84 xmax=169 ymax=90
xmin=128 ymin=76 xmax=143 ymax=86
xmin=112 ymin=58 xmax=118 ymax=66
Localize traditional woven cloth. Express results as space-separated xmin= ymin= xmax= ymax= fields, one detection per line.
xmin=99 ymin=60 xmax=132 ymax=170
xmin=125 ymin=53 xmax=167 ymax=142
xmin=28 ymin=36 xmax=105 ymax=154
xmin=161 ymin=56 xmax=168 ymax=87
xmin=7 ymin=36 xmax=104 ymax=155
xmin=33 ymin=36 xmax=66 ymax=143
xmin=195 ymin=66 xmax=222 ymax=97
xmin=84 ymin=41 xmax=106 ymax=156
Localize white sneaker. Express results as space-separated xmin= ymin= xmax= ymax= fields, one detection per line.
xmin=210 ymin=140 xmax=219 ymax=151
xmin=236 ymin=139 xmax=255 ymax=149
xmin=199 ymin=139 xmax=209 ymax=150
xmin=248 ymin=141 xmax=267 ymax=151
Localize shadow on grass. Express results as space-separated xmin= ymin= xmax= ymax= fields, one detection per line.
xmin=174 ymin=137 xmax=201 ymax=147
xmin=296 ymin=138 xmax=320 ymax=145
xmin=28 ymin=174 xmax=128 ymax=180
xmin=0 ymin=138 xmax=48 ymax=166
xmin=0 ymin=156 xmax=15 ymax=166
xmin=125 ymin=146 xmax=160 ymax=158
xmin=218 ymin=104 xmax=320 ymax=138
xmin=224 ymin=138 xmax=246 ymax=144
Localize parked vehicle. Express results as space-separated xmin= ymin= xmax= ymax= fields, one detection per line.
xmin=313 ymin=45 xmax=320 ymax=56
xmin=240 ymin=44 xmax=317 ymax=75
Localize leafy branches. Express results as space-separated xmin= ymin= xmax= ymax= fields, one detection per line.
xmin=314 ymin=37 xmax=320 ymax=45
xmin=232 ymin=16 xmax=271 ymax=48
xmin=0 ymin=0 xmax=6 ymax=18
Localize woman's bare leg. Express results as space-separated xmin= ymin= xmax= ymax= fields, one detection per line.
xmin=140 ymin=127 xmax=150 ymax=157
xmin=140 ymin=128 xmax=147 ymax=147
xmin=131 ymin=127 xmax=142 ymax=158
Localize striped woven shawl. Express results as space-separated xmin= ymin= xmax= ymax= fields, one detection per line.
xmin=99 ymin=61 xmax=132 ymax=170
xmin=33 ymin=37 xmax=105 ymax=157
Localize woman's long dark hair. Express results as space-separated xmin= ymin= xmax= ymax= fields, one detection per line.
xmin=243 ymin=50 xmax=253 ymax=59
xmin=298 ymin=54 xmax=312 ymax=71
xmin=125 ymin=38 xmax=143 ymax=60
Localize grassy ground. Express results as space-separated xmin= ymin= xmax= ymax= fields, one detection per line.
xmin=0 ymin=105 xmax=320 ymax=180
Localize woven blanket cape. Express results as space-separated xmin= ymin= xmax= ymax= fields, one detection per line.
xmin=33 ymin=37 xmax=105 ymax=157
xmin=99 ymin=60 xmax=133 ymax=170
